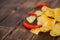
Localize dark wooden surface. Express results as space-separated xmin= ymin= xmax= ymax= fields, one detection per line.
xmin=0 ymin=0 xmax=60 ymax=40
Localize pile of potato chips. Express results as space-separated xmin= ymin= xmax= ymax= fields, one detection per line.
xmin=30 ymin=6 xmax=60 ymax=37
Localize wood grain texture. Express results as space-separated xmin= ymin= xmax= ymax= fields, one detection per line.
xmin=32 ymin=32 xmax=55 ymax=40
xmin=0 ymin=26 xmax=15 ymax=40
xmin=4 ymin=27 xmax=33 ymax=40
xmin=57 ymin=37 xmax=60 ymax=40
xmin=0 ymin=0 xmax=27 ymax=26
xmin=0 ymin=0 xmax=26 ymax=23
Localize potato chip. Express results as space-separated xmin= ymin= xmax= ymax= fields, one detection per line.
xmin=39 ymin=14 xmax=56 ymax=32
xmin=30 ymin=28 xmax=41 ymax=35
xmin=50 ymin=23 xmax=60 ymax=36
xmin=54 ymin=8 xmax=60 ymax=22
xmin=41 ymin=6 xmax=54 ymax=18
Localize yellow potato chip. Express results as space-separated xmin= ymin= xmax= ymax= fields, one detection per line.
xmin=54 ymin=8 xmax=60 ymax=22
xmin=41 ymin=6 xmax=52 ymax=12
xmin=28 ymin=6 xmax=60 ymax=37
xmin=41 ymin=6 xmax=54 ymax=18
xmin=39 ymin=14 xmax=56 ymax=32
xmin=30 ymin=28 xmax=41 ymax=35
xmin=50 ymin=23 xmax=60 ymax=36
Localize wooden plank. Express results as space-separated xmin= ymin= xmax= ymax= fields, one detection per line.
xmin=0 ymin=0 xmax=19 ymax=9
xmin=32 ymin=32 xmax=56 ymax=40
xmin=0 ymin=26 xmax=15 ymax=40
xmin=0 ymin=0 xmax=25 ymax=9
xmin=0 ymin=0 xmax=26 ymax=23
xmin=0 ymin=0 xmax=8 ymax=8
xmin=0 ymin=0 xmax=27 ymax=24
xmin=48 ymin=0 xmax=60 ymax=8
xmin=0 ymin=0 xmax=6 ymax=4
xmin=55 ymin=0 xmax=60 ymax=7
xmin=4 ymin=27 xmax=33 ymax=40
xmin=0 ymin=0 xmax=18 ymax=22
xmin=57 ymin=37 xmax=60 ymax=40
xmin=0 ymin=12 xmax=24 ymax=26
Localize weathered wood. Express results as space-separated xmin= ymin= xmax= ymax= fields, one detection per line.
xmin=4 ymin=27 xmax=33 ymax=40
xmin=0 ymin=26 xmax=15 ymax=40
xmin=0 ymin=0 xmax=28 ymax=26
xmin=47 ymin=0 xmax=60 ymax=8
xmin=32 ymin=32 xmax=56 ymax=40
xmin=57 ymin=37 xmax=60 ymax=40
xmin=0 ymin=12 xmax=26 ymax=27
xmin=0 ymin=0 xmax=8 ymax=8
xmin=0 ymin=0 xmax=17 ymax=22
xmin=0 ymin=0 xmax=26 ymax=23
xmin=0 ymin=0 xmax=6 ymax=4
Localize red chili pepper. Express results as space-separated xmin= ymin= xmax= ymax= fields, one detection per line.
xmin=23 ymin=22 xmax=42 ymax=29
xmin=35 ymin=4 xmax=49 ymax=9
xmin=28 ymin=11 xmax=37 ymax=16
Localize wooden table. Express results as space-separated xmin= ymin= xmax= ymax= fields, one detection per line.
xmin=0 ymin=0 xmax=60 ymax=40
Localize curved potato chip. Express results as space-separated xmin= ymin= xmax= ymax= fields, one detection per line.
xmin=41 ymin=6 xmax=54 ymax=18
xmin=39 ymin=14 xmax=56 ymax=32
xmin=54 ymin=8 xmax=60 ymax=22
xmin=30 ymin=28 xmax=41 ymax=35
xmin=50 ymin=23 xmax=60 ymax=36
